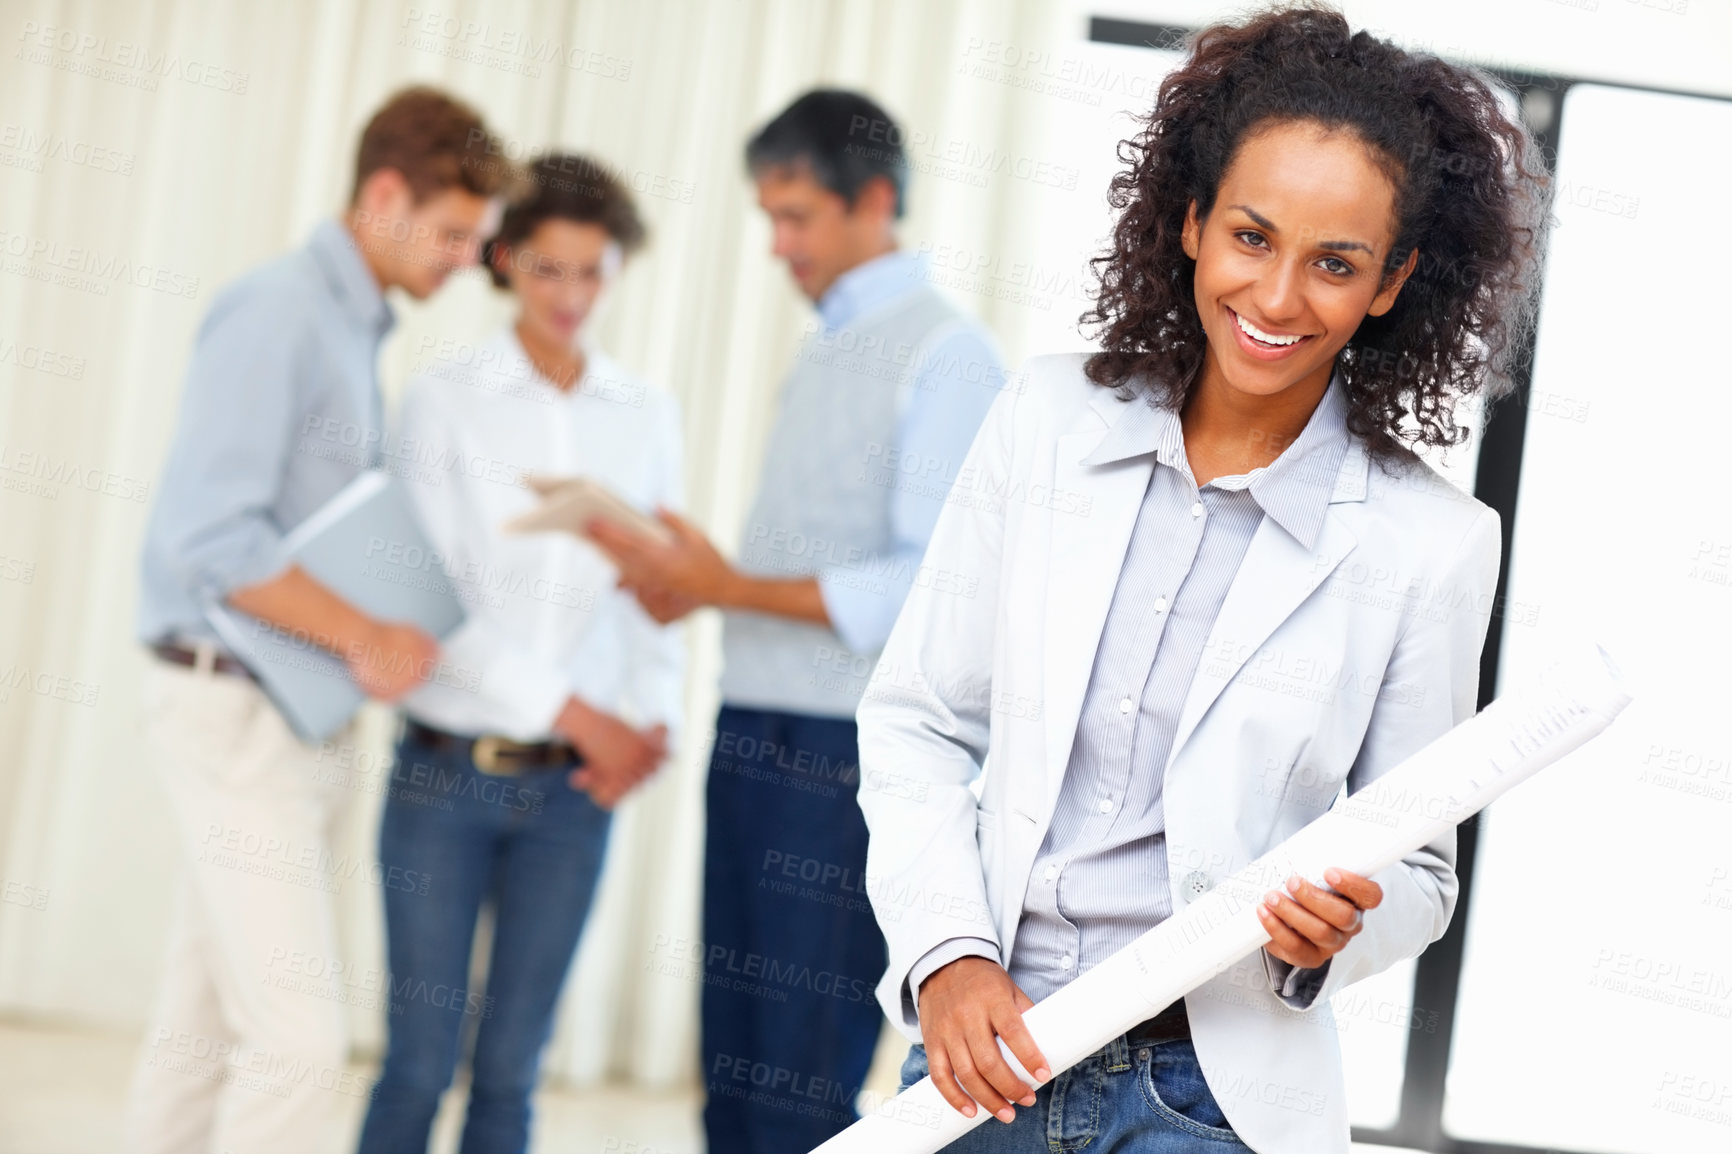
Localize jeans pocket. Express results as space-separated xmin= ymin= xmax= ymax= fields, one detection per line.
xmin=1047 ymin=1058 xmax=1104 ymax=1153
xmin=1137 ymin=1041 xmax=1248 ymax=1144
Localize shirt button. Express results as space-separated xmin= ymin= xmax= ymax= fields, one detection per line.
xmin=1153 ymin=596 xmax=1169 ymax=613
xmin=1098 ymin=798 xmax=1113 ymax=814
xmin=1119 ymin=697 xmax=1134 ymax=714
xmin=1061 ymin=953 xmax=1074 ymax=969
xmin=1191 ymin=501 xmax=1205 ymax=518
xmin=1044 ymin=864 xmax=1059 ymax=882
xmin=1181 ymin=870 xmax=1213 ymax=900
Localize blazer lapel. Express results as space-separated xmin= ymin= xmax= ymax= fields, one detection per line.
xmin=1040 ymin=399 xmax=1158 ymax=814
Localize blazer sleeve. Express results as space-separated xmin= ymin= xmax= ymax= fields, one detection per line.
xmin=1263 ymin=501 xmax=1503 ymax=1010
xmin=856 ymin=373 xmax=1023 ymax=1035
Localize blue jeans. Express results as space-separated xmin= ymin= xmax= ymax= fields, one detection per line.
xmin=898 ymin=1036 xmax=1254 ymax=1153
xmin=356 ymin=730 xmax=611 ymax=1154
xmin=700 ymin=705 xmax=888 ymax=1154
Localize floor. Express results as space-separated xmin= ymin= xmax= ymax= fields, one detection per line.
xmin=0 ymin=1018 xmax=1427 ymax=1153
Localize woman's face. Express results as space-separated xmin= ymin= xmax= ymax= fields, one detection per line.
xmin=497 ymin=219 xmax=620 ymax=351
xmin=1182 ymin=119 xmax=1416 ymax=405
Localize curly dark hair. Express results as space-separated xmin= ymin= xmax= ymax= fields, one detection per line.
xmin=1081 ymin=4 xmax=1551 ymax=462
xmin=485 ymin=152 xmax=647 ymax=289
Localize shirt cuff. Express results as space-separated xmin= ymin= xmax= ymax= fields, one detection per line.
xmin=816 ymin=567 xmax=900 ymax=655
xmin=192 ymin=537 xmax=293 ymax=604
xmin=909 ymin=937 xmax=1002 ymax=1004
xmin=1261 ymin=949 xmax=1332 ymax=1010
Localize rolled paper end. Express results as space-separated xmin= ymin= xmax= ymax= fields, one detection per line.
xmin=1589 ymin=642 xmax=1633 ymax=715
xmin=1594 ymin=642 xmax=1622 ymax=682
xmin=1544 ymin=640 xmax=1632 ymax=721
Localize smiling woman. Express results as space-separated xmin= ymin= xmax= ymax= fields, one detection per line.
xmin=1083 ymin=7 xmax=1552 ymax=464
xmin=853 ymin=7 xmax=1556 ymax=1154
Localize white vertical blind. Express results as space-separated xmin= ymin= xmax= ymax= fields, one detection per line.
xmin=1445 ymin=84 xmax=1732 ymax=1152
xmin=0 ymin=0 xmax=1067 ymax=1088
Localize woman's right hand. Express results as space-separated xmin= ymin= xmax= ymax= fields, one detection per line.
xmin=553 ymin=696 xmax=667 ymax=808
xmin=916 ymin=957 xmax=1051 ymax=1123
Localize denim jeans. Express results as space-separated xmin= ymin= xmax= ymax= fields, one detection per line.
xmin=700 ymin=705 xmax=888 ymax=1154
xmin=356 ymin=730 xmax=611 ymax=1154
xmin=898 ymin=1035 xmax=1255 ymax=1153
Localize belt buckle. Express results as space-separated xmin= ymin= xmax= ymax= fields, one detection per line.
xmin=471 ymin=736 xmax=519 ymax=776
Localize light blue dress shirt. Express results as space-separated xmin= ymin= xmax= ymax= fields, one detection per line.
xmin=809 ymin=249 xmax=1006 ymax=653
xmin=138 ymin=220 xmax=395 ymax=646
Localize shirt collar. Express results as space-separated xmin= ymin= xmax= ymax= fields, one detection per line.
xmin=309 ymin=219 xmax=395 ymax=339
xmin=815 ymin=249 xmax=927 ymax=332
xmin=500 ymin=325 xmax=614 ymax=399
xmin=1082 ymin=371 xmax=1351 ymax=550
xmin=1244 ymin=375 xmax=1350 ymax=549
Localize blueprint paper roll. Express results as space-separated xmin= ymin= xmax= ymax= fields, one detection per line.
xmin=815 ymin=646 xmax=1632 ymax=1154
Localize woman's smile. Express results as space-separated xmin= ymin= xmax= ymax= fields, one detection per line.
xmin=1226 ymin=305 xmax=1315 ymax=360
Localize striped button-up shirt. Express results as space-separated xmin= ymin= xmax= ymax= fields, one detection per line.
xmin=910 ymin=375 xmax=1349 ymax=1005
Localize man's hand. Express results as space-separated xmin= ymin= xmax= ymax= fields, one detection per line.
xmin=588 ymin=508 xmax=736 ymax=608
xmin=628 ymin=582 xmax=703 ymax=625
xmin=345 ymin=622 xmax=439 ymax=702
xmin=1258 ymin=867 xmax=1383 ymax=970
xmin=553 ymin=696 xmax=667 ymax=809
xmin=591 ymin=508 xmax=833 ymax=627
xmin=916 ymin=957 xmax=1051 ymax=1123
xmin=229 ymin=566 xmax=440 ymax=701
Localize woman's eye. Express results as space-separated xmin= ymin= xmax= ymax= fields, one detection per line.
xmin=1319 ymin=257 xmax=1353 ymax=276
xmin=1235 ymin=230 xmax=1268 ymax=249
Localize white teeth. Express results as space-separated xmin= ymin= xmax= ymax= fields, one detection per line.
xmin=1234 ymin=310 xmax=1304 ymax=346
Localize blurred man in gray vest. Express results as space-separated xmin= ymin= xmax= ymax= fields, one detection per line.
xmin=591 ymin=89 xmax=1007 ymax=1153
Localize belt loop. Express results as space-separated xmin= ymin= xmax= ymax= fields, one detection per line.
xmin=1104 ymin=1031 xmax=1132 ymax=1073
xmin=193 ymin=639 xmax=216 ymax=677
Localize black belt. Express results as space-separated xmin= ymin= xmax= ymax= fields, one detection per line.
xmin=1125 ymin=1001 xmax=1190 ymax=1046
xmin=402 ymin=718 xmax=583 ymax=776
xmin=151 ymin=641 xmax=255 ymax=681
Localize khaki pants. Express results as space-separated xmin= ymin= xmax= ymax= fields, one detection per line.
xmin=122 ymin=660 xmax=353 ymax=1154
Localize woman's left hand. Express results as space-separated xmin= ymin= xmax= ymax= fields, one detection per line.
xmin=1258 ymin=867 xmax=1382 ymax=970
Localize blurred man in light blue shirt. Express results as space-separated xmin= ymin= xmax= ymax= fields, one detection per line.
xmin=591 ymin=89 xmax=1009 ymax=1153
xmin=125 ymin=89 xmax=516 ymax=1154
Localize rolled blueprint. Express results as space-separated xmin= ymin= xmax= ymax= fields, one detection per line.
xmin=816 ymin=645 xmax=1632 ymax=1154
